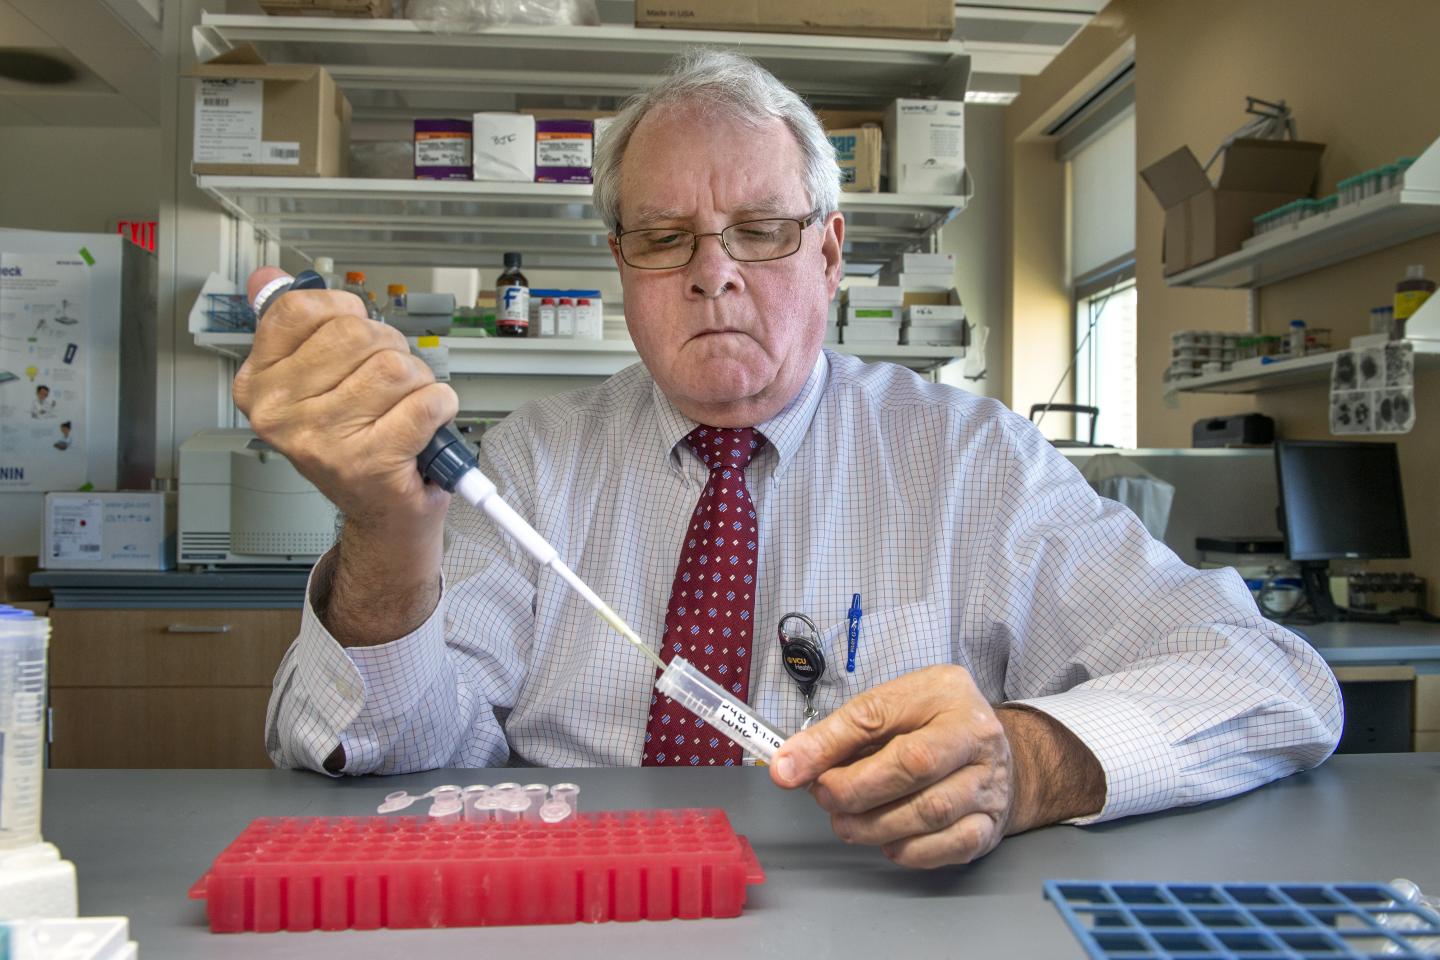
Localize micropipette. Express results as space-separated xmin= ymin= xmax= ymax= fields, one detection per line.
xmin=252 ymin=271 xmax=788 ymax=763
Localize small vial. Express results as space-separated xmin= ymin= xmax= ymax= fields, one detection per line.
xmin=461 ymin=784 xmax=490 ymax=822
xmin=377 ymin=790 xmax=415 ymax=815
xmin=557 ymin=297 xmax=575 ymax=337
xmin=575 ymin=298 xmax=594 ymax=339
xmin=491 ymin=783 xmax=524 ymax=824
xmin=537 ymin=298 xmax=556 ymax=337
xmin=428 ymin=797 xmax=463 ymax=823
xmin=550 ymin=783 xmax=580 ymax=817
xmin=521 ymin=784 xmax=549 ymax=823
xmin=538 ymin=798 xmax=573 ymax=824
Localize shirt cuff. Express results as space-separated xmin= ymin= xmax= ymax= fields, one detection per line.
xmin=1006 ymin=688 xmax=1183 ymax=825
xmin=289 ymin=560 xmax=449 ymax=775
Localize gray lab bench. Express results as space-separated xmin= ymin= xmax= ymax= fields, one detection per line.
xmin=1293 ymin=621 xmax=1440 ymax=667
xmin=42 ymin=757 xmax=1440 ymax=959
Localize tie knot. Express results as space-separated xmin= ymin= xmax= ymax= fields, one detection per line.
xmin=685 ymin=426 xmax=764 ymax=472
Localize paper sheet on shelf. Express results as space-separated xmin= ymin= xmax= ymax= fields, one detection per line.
xmin=1330 ymin=340 xmax=1415 ymax=434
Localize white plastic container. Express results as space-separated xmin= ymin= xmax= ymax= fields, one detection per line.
xmin=0 ymin=606 xmax=48 ymax=850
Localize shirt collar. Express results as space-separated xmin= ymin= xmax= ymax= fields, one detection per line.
xmin=649 ymin=351 xmax=830 ymax=478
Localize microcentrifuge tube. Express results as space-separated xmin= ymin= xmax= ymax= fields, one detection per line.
xmin=521 ymin=784 xmax=549 ymax=823
xmin=428 ymin=797 xmax=463 ymax=823
xmin=425 ymin=784 xmax=462 ymax=801
xmin=538 ymin=798 xmax=573 ymax=824
xmin=492 ymin=783 xmax=525 ymax=823
xmin=461 ymin=785 xmax=490 ymax=823
xmin=377 ymin=790 xmax=417 ymax=815
xmin=551 ymin=783 xmax=580 ymax=816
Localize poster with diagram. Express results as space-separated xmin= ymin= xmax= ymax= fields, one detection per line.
xmin=1330 ymin=340 xmax=1415 ymax=435
xmin=0 ymin=252 xmax=90 ymax=491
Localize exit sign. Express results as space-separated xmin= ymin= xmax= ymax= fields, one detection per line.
xmin=115 ymin=219 xmax=157 ymax=253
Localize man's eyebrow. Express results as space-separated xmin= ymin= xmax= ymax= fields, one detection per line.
xmin=629 ymin=205 xmax=690 ymax=227
xmin=730 ymin=193 xmax=791 ymax=219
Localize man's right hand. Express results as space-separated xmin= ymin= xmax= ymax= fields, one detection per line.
xmin=233 ymin=267 xmax=460 ymax=646
xmin=233 ymin=267 xmax=459 ymax=534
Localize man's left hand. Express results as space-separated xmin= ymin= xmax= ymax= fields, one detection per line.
xmin=769 ymin=665 xmax=1104 ymax=868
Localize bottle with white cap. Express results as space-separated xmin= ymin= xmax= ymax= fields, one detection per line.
xmin=312 ymin=256 xmax=342 ymax=293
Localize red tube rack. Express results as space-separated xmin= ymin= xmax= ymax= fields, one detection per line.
xmin=189 ymin=808 xmax=765 ymax=932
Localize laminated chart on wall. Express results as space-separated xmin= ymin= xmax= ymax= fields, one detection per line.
xmin=1331 ymin=341 xmax=1415 ymax=435
xmin=0 ymin=252 xmax=91 ymax=491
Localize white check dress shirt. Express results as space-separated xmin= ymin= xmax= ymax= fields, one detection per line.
xmin=267 ymin=350 xmax=1342 ymax=823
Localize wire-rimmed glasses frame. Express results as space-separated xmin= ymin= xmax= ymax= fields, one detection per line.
xmin=614 ymin=212 xmax=822 ymax=270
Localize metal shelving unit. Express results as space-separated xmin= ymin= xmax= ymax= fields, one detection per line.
xmin=193 ymin=14 xmax=973 ymax=116
xmin=189 ymin=14 xmax=974 ymax=376
xmin=1166 ymin=134 xmax=1440 ymax=290
xmin=195 ymin=176 xmax=967 ymax=272
xmin=193 ymin=331 xmax=965 ymax=375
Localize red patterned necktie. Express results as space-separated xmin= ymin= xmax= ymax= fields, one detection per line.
xmin=642 ymin=425 xmax=765 ymax=767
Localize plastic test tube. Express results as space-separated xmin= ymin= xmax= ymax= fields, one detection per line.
xmin=538 ymin=783 xmax=580 ymax=824
xmin=0 ymin=606 xmax=50 ymax=849
xmin=491 ymin=783 xmax=525 ymax=823
xmin=461 ymin=785 xmax=490 ymax=822
xmin=521 ymin=784 xmax=549 ymax=823
xmin=654 ymin=657 xmax=787 ymax=763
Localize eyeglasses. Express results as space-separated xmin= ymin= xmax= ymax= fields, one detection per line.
xmin=615 ymin=213 xmax=821 ymax=270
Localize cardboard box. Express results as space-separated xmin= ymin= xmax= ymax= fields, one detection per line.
xmin=41 ymin=491 xmax=176 ymax=571
xmin=1140 ymin=138 xmax=1325 ymax=276
xmin=473 ymin=112 xmax=536 ymax=182
xmin=189 ymin=46 xmax=351 ymax=177
xmin=535 ymin=119 xmax=594 ymax=184
xmin=828 ymin=127 xmax=881 ymax=193
xmin=636 ymin=0 xmax=953 ymax=40
xmin=258 ymin=0 xmax=392 ymax=15
xmin=1 ymin=556 xmax=46 ymax=601
xmin=817 ymin=109 xmax=886 ymax=131
xmin=885 ymin=99 xmax=966 ymax=194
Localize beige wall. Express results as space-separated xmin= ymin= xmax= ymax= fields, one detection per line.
xmin=0 ymin=127 xmax=162 ymax=232
xmin=1004 ymin=1 xmax=1136 ymax=437
xmin=1130 ymin=0 xmax=1440 ymax=596
xmin=1007 ymin=0 xmax=1440 ymax=602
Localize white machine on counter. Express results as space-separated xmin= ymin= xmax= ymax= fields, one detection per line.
xmin=178 ymin=429 xmax=337 ymax=566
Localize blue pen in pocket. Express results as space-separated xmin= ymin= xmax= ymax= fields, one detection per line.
xmin=845 ymin=593 xmax=863 ymax=673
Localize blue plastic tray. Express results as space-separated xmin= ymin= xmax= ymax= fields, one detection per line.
xmin=1045 ymin=880 xmax=1440 ymax=959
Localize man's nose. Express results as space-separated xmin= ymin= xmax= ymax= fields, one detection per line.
xmin=686 ymin=233 xmax=743 ymax=299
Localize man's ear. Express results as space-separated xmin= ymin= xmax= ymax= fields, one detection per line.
xmin=822 ymin=213 xmax=846 ymax=293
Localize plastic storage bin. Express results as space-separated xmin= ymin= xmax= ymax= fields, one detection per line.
xmin=190 ymin=809 xmax=765 ymax=932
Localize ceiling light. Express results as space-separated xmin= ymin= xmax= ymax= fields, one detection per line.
xmin=965 ymin=90 xmax=1018 ymax=105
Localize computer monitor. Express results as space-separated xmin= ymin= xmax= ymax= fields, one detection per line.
xmin=1274 ymin=440 xmax=1410 ymax=621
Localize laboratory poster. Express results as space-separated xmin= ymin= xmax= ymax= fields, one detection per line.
xmin=0 ymin=252 xmax=90 ymax=491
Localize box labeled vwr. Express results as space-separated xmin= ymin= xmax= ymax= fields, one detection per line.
xmin=188 ymin=45 xmax=351 ymax=177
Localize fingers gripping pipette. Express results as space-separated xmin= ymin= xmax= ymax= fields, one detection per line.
xmin=251 ymin=271 xmax=787 ymax=763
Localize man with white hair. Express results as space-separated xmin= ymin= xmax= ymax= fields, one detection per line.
xmin=238 ymin=49 xmax=1341 ymax=868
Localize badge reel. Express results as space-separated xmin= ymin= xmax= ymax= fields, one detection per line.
xmin=778 ymin=612 xmax=826 ymax=730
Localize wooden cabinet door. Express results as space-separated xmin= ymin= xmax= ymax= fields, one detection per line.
xmin=48 ymin=607 xmax=301 ymax=768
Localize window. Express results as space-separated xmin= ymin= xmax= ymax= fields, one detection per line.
xmin=1067 ymin=107 xmax=1137 ymax=447
xmin=1074 ymin=270 xmax=1137 ymax=449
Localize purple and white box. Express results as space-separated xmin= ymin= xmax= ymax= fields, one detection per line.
xmin=414 ymin=118 xmax=472 ymax=180
xmin=535 ymin=119 xmax=594 ymax=184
